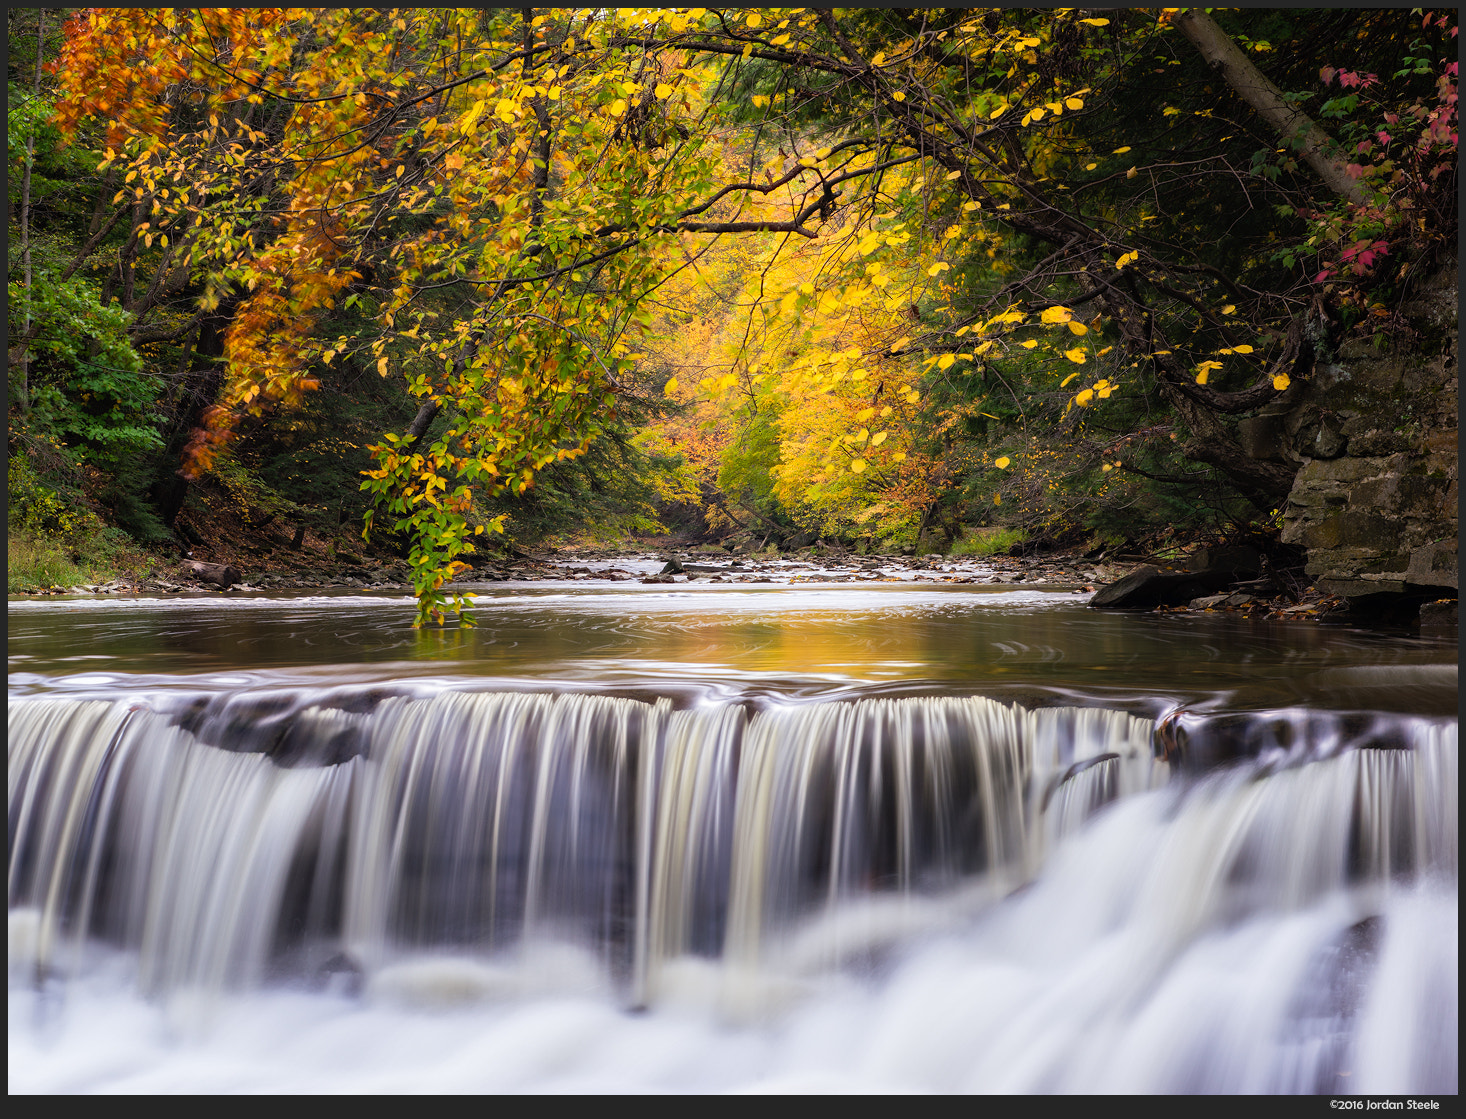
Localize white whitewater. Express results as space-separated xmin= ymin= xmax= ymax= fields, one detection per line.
xmin=8 ymin=689 xmax=1456 ymax=1093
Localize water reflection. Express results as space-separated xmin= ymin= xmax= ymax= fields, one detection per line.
xmin=8 ymin=584 xmax=1456 ymax=713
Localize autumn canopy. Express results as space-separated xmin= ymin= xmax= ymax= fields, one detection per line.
xmin=13 ymin=7 xmax=1457 ymax=618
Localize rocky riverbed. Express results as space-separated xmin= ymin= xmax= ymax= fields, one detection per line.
xmin=19 ymin=539 xmax=1452 ymax=631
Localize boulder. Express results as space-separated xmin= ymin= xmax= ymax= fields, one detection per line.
xmin=1092 ymin=545 xmax=1264 ymax=610
xmin=1420 ymin=598 xmax=1458 ymax=630
xmin=183 ymin=560 xmax=242 ymax=589
xmin=1089 ymin=565 xmax=1214 ymax=609
xmin=1189 ymin=592 xmax=1254 ymax=610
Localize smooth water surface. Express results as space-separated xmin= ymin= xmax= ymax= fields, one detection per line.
xmin=8 ymin=583 xmax=1457 ymax=714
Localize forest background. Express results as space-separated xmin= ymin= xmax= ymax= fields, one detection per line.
xmin=7 ymin=7 xmax=1458 ymax=622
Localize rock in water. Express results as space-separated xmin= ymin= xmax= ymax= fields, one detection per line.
xmin=1090 ymin=565 xmax=1210 ymax=609
xmin=183 ymin=560 xmax=242 ymax=589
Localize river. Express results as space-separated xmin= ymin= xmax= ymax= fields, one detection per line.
xmin=8 ymin=580 xmax=1458 ymax=1092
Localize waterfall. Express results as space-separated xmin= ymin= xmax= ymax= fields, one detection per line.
xmin=7 ymin=686 xmax=1457 ymax=1092
xmin=10 ymin=690 xmax=1158 ymax=995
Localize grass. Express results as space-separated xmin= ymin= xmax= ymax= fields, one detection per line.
xmin=8 ymin=534 xmax=96 ymax=592
xmin=8 ymin=527 xmax=155 ymax=593
xmin=949 ymin=526 xmax=1027 ymax=558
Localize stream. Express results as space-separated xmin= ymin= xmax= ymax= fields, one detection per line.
xmin=8 ymin=579 xmax=1458 ymax=1093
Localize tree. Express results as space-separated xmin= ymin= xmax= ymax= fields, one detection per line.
xmin=45 ymin=8 xmax=1456 ymax=613
xmin=51 ymin=8 xmax=881 ymax=620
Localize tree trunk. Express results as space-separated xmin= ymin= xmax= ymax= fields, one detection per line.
xmin=402 ymin=398 xmax=442 ymax=454
xmin=12 ymin=11 xmax=46 ymax=416
xmin=151 ymin=309 xmax=233 ymax=527
xmin=1175 ymin=9 xmax=1369 ymax=205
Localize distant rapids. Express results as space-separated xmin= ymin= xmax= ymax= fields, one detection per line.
xmin=8 ymin=686 xmax=1457 ymax=1092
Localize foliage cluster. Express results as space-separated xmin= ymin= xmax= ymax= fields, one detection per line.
xmin=11 ymin=7 xmax=1456 ymax=618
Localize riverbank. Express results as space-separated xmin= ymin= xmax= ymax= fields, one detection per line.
xmin=12 ymin=534 xmax=1441 ymax=631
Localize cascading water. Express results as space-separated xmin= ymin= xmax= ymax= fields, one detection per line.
xmin=8 ymin=682 xmax=1456 ymax=1092
xmin=8 ymin=691 xmax=1158 ymax=995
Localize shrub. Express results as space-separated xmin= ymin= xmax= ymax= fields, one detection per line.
xmin=949 ymin=527 xmax=1026 ymax=557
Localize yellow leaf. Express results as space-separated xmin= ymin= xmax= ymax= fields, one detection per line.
xmin=989 ymin=104 xmax=1009 ymax=119
xmin=1060 ymin=371 xmax=1080 ymax=387
xmin=937 ymin=354 xmax=956 ymax=370
xmin=655 ymin=83 xmax=673 ymax=99
xmin=870 ymin=431 xmax=888 ymax=446
xmin=1064 ymin=348 xmax=1087 ymax=364
xmin=664 ymin=376 xmax=679 ymax=395
xmin=889 ymin=336 xmax=911 ymax=353
xmin=1020 ymin=339 xmax=1039 ymax=349
xmin=459 ymin=101 xmax=486 ymax=133
xmin=927 ymin=262 xmax=951 ymax=276
xmin=871 ymin=52 xmax=886 ymax=66
xmin=1085 ymin=162 xmax=1098 ymax=170
xmin=1065 ymin=97 xmax=1085 ymax=109
xmin=892 ymin=91 xmax=907 ymax=102
xmin=1273 ymin=373 xmax=1291 ymax=391
xmin=1126 ymin=166 xmax=1138 ymax=179
xmin=1233 ymin=344 xmax=1254 ymax=354
xmin=851 ymin=459 xmax=867 ymax=473
xmin=1067 ymin=321 xmax=1088 ymax=335
xmin=1195 ymin=369 xmax=1209 ymax=385
xmin=1222 ymin=304 xmax=1237 ymax=315
xmin=1163 ymin=106 xmax=1180 ymax=117
xmin=1113 ymin=146 xmax=1131 ymax=154
xmin=893 ymin=452 xmax=907 ymax=462
xmin=377 ymin=355 xmax=390 ymax=376
xmin=856 ymin=407 xmax=875 ymax=421
xmin=1074 ymin=388 xmax=1094 ymax=406
xmin=995 ymin=456 xmax=1011 ymax=468
xmin=1116 ymin=250 xmax=1139 ymax=269
xmin=609 ymin=98 xmax=628 ymax=117
xmin=751 ymin=94 xmax=769 ymax=108
xmin=1079 ymin=18 xmax=1109 ymax=26
xmin=1040 ymin=306 xmax=1073 ymax=324
xmin=993 ymin=494 xmax=1002 ymax=505
xmin=322 ymin=350 xmax=336 ymax=365
xmin=944 ymin=169 xmax=962 ymax=180
xmin=745 ymin=12 xmax=762 ymax=28
xmin=1102 ymin=463 xmax=1113 ymax=472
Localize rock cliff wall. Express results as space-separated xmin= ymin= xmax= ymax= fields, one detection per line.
xmin=1278 ymin=260 xmax=1458 ymax=601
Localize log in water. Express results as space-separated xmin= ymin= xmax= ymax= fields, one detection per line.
xmin=8 ymin=684 xmax=1456 ymax=1092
